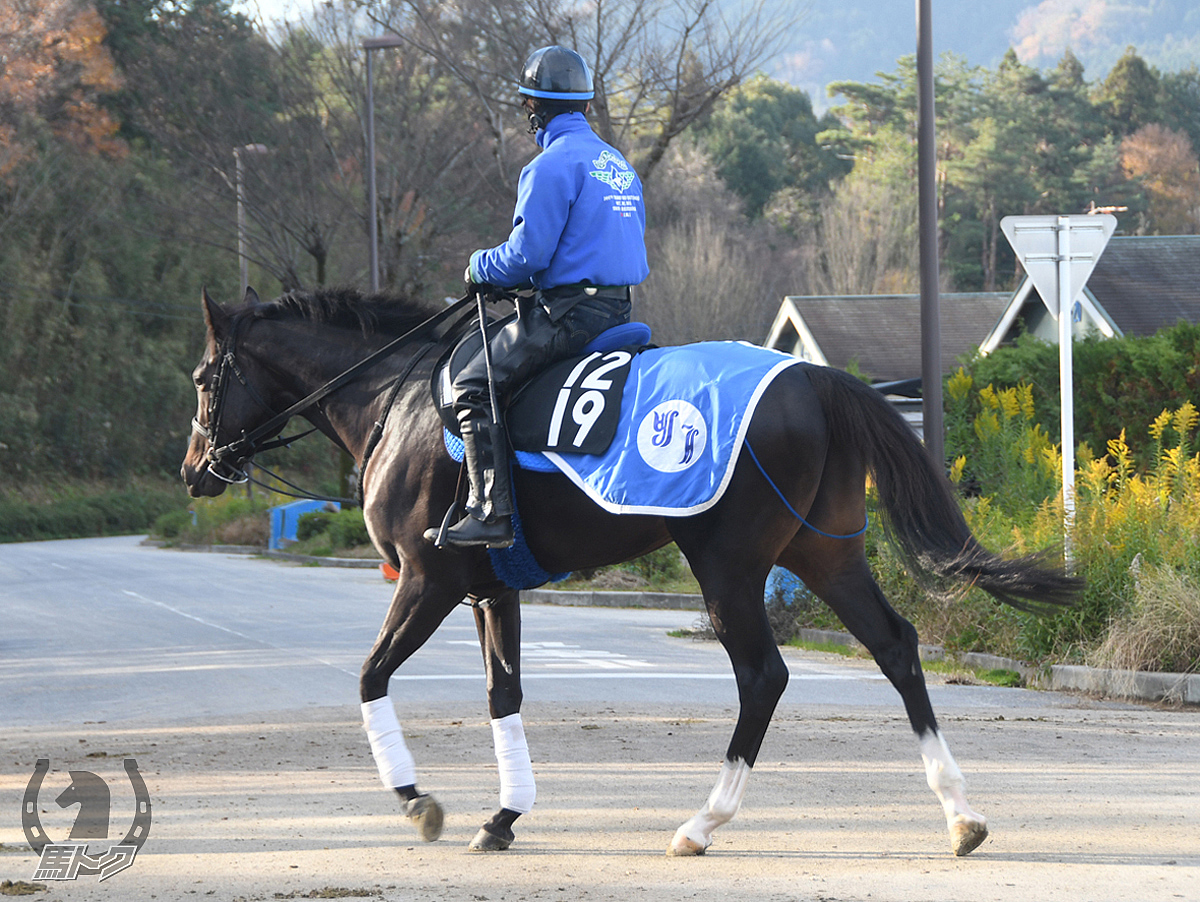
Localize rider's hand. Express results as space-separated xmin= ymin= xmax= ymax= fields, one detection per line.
xmin=464 ymin=253 xmax=495 ymax=297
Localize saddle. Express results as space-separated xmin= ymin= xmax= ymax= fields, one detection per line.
xmin=431 ymin=320 xmax=653 ymax=456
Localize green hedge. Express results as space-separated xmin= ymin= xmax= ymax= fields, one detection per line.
xmin=957 ymin=321 xmax=1200 ymax=468
xmin=0 ymin=490 xmax=184 ymax=543
xmin=295 ymin=507 xmax=371 ymax=550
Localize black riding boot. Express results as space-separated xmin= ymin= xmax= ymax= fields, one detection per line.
xmin=427 ymin=421 xmax=514 ymax=549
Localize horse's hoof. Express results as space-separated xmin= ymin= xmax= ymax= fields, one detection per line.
xmin=468 ymin=825 xmax=514 ymax=852
xmin=949 ymin=816 xmax=989 ymax=856
xmin=666 ymin=835 xmax=707 ymax=857
xmin=405 ymin=794 xmax=444 ymax=842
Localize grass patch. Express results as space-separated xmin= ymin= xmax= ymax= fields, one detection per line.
xmin=784 ymin=637 xmax=865 ymax=658
xmin=0 ymin=882 xmax=47 ymax=896
xmin=921 ymin=658 xmax=1026 ymax=688
xmin=978 ymin=668 xmax=1025 ymax=687
xmin=152 ymin=493 xmax=272 ymax=547
xmin=1088 ymin=561 xmax=1200 ymax=675
xmin=554 ymin=543 xmax=702 ymax=595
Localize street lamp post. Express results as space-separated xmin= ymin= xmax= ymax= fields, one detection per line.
xmin=235 ymin=143 xmax=270 ymax=298
xmin=362 ymin=34 xmax=405 ymax=294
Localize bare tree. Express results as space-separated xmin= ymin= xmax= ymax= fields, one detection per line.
xmin=262 ymin=2 xmax=510 ymax=295
xmin=806 ymin=174 xmax=920 ymax=296
xmin=367 ymin=0 xmax=795 ymax=183
xmin=105 ymin=0 xmax=343 ymax=292
xmin=637 ymin=143 xmax=807 ymax=345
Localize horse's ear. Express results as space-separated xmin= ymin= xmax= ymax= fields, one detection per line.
xmin=201 ymin=286 xmax=230 ymax=342
xmin=243 ymin=286 xmax=260 ymax=306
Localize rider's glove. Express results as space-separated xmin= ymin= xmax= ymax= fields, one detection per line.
xmin=464 ymin=252 xmax=495 ymax=297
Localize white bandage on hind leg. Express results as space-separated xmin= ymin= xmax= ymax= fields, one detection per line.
xmin=491 ymin=713 xmax=536 ymax=814
xmin=919 ymin=730 xmax=982 ymax=823
xmin=362 ymin=697 xmax=417 ymax=790
xmin=672 ymin=758 xmax=751 ymax=851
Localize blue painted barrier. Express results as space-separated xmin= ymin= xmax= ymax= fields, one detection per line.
xmin=269 ymin=499 xmax=340 ymax=550
xmin=765 ymin=565 xmax=803 ymax=603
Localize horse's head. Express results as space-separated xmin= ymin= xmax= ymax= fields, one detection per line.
xmin=181 ymin=287 xmax=276 ymax=498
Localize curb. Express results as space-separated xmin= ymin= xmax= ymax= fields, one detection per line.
xmin=157 ymin=541 xmax=381 ymax=569
xmin=520 ymin=594 xmax=1199 ymax=705
xmin=523 ymin=588 xmax=705 ymax=610
xmin=799 ymin=626 xmax=1199 ymax=706
xmin=1034 ymin=664 xmax=1200 ymax=705
xmin=262 ymin=550 xmax=381 ymax=569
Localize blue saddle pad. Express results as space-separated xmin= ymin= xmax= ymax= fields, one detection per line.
xmin=441 ymin=340 xmax=796 ymax=518
xmin=544 ymin=341 xmax=799 ymax=514
xmin=444 ymin=341 xmax=799 ymax=514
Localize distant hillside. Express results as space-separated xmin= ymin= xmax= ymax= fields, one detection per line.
xmin=762 ymin=0 xmax=1200 ymax=108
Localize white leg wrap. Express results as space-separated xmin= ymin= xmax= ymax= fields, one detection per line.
xmin=362 ymin=697 xmax=417 ymax=790
xmin=919 ymin=730 xmax=984 ymax=825
xmin=492 ymin=713 xmax=536 ymax=814
xmin=671 ymin=758 xmax=751 ymax=852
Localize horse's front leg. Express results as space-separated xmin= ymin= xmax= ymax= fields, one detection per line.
xmin=468 ymin=589 xmax=534 ymax=852
xmin=360 ymin=569 xmax=464 ymax=843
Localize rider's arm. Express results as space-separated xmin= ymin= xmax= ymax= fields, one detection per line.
xmin=469 ymin=154 xmax=574 ymax=289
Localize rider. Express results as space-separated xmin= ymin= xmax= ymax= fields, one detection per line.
xmin=426 ymin=45 xmax=649 ymax=549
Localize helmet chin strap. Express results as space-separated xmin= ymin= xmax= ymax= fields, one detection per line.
xmin=525 ymin=100 xmax=547 ymax=134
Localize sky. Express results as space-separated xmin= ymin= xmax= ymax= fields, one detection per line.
xmin=232 ymin=0 xmax=1200 ymax=111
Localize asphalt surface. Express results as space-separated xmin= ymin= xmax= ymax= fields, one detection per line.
xmin=0 ymin=536 xmax=1136 ymax=727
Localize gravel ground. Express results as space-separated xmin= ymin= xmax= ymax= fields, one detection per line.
xmin=1 ymin=691 xmax=1197 ymax=902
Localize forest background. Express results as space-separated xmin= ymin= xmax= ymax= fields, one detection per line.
xmin=2 ymin=0 xmax=1199 ymax=494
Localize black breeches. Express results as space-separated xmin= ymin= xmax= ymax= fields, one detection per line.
xmin=449 ymin=296 xmax=631 ymax=427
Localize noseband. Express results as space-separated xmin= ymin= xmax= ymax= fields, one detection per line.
xmin=191 ymin=315 xmax=308 ymax=485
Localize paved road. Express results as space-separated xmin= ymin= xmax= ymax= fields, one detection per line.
xmin=0 ymin=535 xmax=1123 ymax=728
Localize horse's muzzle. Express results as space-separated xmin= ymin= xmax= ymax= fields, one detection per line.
xmin=181 ymin=439 xmax=230 ymax=499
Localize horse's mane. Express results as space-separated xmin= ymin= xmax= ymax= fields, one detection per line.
xmin=245 ymin=286 xmax=445 ymax=337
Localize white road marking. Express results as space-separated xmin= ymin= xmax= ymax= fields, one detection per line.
xmin=122 ymin=590 xmax=360 ymax=679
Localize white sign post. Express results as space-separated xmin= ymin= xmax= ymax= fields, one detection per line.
xmin=1000 ymin=214 xmax=1116 ymax=558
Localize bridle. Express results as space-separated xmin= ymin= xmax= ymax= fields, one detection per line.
xmin=191 ymin=313 xmax=318 ymax=486
xmin=192 ymin=293 xmax=479 ymax=491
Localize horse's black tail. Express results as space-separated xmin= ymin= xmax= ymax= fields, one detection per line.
xmin=804 ymin=365 xmax=1080 ymax=612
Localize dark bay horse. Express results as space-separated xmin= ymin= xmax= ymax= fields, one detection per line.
xmin=181 ymin=286 xmax=1078 ymax=858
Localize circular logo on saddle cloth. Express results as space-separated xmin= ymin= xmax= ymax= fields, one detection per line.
xmin=636 ymin=400 xmax=708 ymax=473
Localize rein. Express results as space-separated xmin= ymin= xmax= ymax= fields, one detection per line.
xmin=197 ymin=294 xmax=478 ymax=496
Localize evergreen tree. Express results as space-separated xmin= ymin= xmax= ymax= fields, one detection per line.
xmin=1097 ymin=46 xmax=1162 ymax=135
xmin=696 ymin=74 xmax=848 ymax=217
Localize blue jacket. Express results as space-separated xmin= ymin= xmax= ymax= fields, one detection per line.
xmin=470 ymin=113 xmax=649 ymax=290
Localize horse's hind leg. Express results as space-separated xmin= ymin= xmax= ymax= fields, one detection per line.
xmin=780 ymin=540 xmax=989 ymax=856
xmin=666 ymin=517 xmax=791 ymax=856
xmin=467 ymin=589 xmax=534 ymax=852
xmin=360 ymin=570 xmax=465 ymax=843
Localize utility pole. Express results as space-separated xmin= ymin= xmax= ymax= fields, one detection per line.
xmin=916 ymin=0 xmax=943 ymax=467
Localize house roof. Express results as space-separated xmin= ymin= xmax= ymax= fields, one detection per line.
xmin=767 ymin=292 xmax=1011 ymax=382
xmin=983 ymin=235 xmax=1200 ymax=350
xmin=1076 ymin=235 xmax=1200 ymax=335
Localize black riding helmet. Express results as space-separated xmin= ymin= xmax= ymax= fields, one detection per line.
xmin=517 ymin=45 xmax=594 ymax=101
xmin=518 ymin=45 xmax=594 ymax=132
